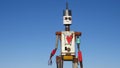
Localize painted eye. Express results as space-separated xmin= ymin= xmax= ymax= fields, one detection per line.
xmin=69 ymin=17 xmax=71 ymax=20
xmin=65 ymin=17 xmax=67 ymax=20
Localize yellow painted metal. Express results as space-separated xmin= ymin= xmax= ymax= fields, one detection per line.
xmin=63 ymin=55 xmax=73 ymax=61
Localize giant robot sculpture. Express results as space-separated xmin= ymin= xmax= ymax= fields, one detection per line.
xmin=48 ymin=3 xmax=83 ymax=68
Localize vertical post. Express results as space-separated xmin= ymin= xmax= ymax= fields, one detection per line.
xmin=72 ymin=58 xmax=78 ymax=68
xmin=72 ymin=62 xmax=78 ymax=68
xmin=56 ymin=56 xmax=63 ymax=68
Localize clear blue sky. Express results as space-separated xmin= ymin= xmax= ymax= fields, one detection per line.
xmin=0 ymin=0 xmax=120 ymax=68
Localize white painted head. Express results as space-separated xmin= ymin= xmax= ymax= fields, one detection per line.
xmin=63 ymin=2 xmax=72 ymax=25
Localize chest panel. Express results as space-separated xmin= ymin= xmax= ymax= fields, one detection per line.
xmin=61 ymin=31 xmax=75 ymax=55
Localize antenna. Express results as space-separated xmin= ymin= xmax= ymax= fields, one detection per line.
xmin=66 ymin=1 xmax=68 ymax=9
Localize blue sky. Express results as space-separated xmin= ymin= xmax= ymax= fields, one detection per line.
xmin=0 ymin=0 xmax=120 ymax=68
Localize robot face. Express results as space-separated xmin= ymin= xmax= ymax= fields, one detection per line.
xmin=63 ymin=16 xmax=72 ymax=25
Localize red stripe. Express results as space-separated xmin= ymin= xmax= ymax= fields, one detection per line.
xmin=51 ymin=49 xmax=56 ymax=56
xmin=78 ymin=51 xmax=82 ymax=62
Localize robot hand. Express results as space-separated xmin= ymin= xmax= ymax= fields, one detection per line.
xmin=48 ymin=59 xmax=52 ymax=65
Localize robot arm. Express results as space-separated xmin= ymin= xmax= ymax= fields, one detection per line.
xmin=76 ymin=36 xmax=83 ymax=68
xmin=76 ymin=36 xmax=80 ymax=50
xmin=48 ymin=35 xmax=59 ymax=65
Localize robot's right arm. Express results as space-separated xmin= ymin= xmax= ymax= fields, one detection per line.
xmin=48 ymin=35 xmax=59 ymax=65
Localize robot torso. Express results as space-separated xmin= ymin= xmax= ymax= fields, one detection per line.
xmin=61 ymin=31 xmax=75 ymax=56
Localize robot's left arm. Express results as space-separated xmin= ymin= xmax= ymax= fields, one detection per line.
xmin=75 ymin=32 xmax=82 ymax=51
xmin=75 ymin=32 xmax=83 ymax=68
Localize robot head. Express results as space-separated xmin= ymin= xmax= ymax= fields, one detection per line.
xmin=63 ymin=2 xmax=72 ymax=25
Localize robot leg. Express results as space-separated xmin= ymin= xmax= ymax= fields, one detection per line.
xmin=72 ymin=58 xmax=78 ymax=68
xmin=72 ymin=62 xmax=78 ymax=68
xmin=56 ymin=56 xmax=63 ymax=68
